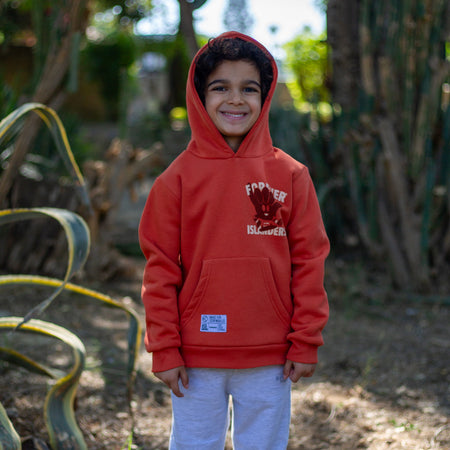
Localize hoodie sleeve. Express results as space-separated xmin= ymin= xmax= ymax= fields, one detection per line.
xmin=139 ymin=177 xmax=185 ymax=372
xmin=286 ymin=167 xmax=330 ymax=364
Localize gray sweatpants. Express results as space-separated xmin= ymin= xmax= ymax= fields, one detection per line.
xmin=169 ymin=366 xmax=291 ymax=450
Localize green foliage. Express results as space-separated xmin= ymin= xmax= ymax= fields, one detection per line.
xmin=270 ymin=27 xmax=338 ymax=238
xmin=268 ymin=104 xmax=346 ymax=249
xmin=127 ymin=109 xmax=170 ymax=147
xmin=82 ymin=30 xmax=138 ymax=120
xmin=0 ymin=103 xmax=97 ymax=180
xmin=166 ymin=34 xmax=192 ymax=109
xmin=284 ymin=29 xmax=329 ymax=106
xmin=0 ymin=78 xmax=18 ymax=124
xmin=31 ymin=111 xmax=97 ymax=177
xmin=0 ymin=1 xmax=34 ymax=48
xmin=269 ymin=106 xmax=304 ymax=161
xmin=327 ymin=0 xmax=450 ymax=290
xmin=0 ymin=0 xmax=76 ymax=92
xmin=0 ymin=103 xmax=90 ymax=204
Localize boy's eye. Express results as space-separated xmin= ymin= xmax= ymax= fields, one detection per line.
xmin=244 ymin=86 xmax=259 ymax=93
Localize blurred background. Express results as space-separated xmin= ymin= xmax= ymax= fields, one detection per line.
xmin=1 ymin=0 xmax=449 ymax=295
xmin=0 ymin=1 xmax=449 ymax=448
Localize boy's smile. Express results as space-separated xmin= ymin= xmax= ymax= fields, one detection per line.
xmin=205 ymin=60 xmax=262 ymax=152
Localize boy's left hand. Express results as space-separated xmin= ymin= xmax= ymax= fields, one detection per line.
xmin=283 ymin=359 xmax=316 ymax=382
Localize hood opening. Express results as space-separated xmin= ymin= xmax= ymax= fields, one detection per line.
xmin=185 ymin=32 xmax=278 ymax=159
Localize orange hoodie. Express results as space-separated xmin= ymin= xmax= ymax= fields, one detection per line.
xmin=139 ymin=32 xmax=329 ymax=373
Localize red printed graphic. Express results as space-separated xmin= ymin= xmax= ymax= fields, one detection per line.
xmin=247 ymin=183 xmax=283 ymax=231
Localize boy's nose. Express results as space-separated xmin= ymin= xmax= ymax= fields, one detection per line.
xmin=228 ymin=90 xmax=244 ymax=104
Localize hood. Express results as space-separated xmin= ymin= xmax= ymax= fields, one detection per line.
xmin=185 ymin=31 xmax=278 ymax=159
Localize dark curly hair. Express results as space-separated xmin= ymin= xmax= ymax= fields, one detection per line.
xmin=194 ymin=37 xmax=274 ymax=106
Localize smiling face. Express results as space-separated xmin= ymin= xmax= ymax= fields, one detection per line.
xmin=204 ymin=60 xmax=262 ymax=152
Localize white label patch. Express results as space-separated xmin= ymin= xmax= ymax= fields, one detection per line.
xmin=200 ymin=315 xmax=227 ymax=332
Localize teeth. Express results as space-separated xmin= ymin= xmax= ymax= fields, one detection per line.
xmin=224 ymin=112 xmax=244 ymax=118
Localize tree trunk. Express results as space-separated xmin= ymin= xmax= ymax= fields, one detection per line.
xmin=177 ymin=0 xmax=200 ymax=59
xmin=326 ymin=0 xmax=360 ymax=111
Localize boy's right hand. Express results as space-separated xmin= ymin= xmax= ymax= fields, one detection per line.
xmin=154 ymin=366 xmax=189 ymax=397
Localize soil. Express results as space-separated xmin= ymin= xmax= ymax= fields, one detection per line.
xmin=0 ymin=257 xmax=449 ymax=449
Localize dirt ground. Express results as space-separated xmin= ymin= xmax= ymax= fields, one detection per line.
xmin=0 ymin=257 xmax=449 ymax=449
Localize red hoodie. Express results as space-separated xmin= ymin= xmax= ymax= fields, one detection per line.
xmin=139 ymin=32 xmax=329 ymax=373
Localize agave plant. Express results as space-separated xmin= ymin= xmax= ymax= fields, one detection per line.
xmin=0 ymin=103 xmax=142 ymax=449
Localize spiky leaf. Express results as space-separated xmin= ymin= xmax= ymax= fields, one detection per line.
xmin=0 ymin=208 xmax=90 ymax=327
xmin=0 ymin=317 xmax=87 ymax=449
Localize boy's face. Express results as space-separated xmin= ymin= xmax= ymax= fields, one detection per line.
xmin=204 ymin=60 xmax=262 ymax=152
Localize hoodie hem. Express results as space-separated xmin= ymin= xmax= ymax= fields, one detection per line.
xmin=181 ymin=343 xmax=289 ymax=369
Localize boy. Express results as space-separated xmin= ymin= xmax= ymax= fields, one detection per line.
xmin=139 ymin=32 xmax=329 ymax=449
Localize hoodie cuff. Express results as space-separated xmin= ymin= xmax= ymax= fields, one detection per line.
xmin=286 ymin=343 xmax=319 ymax=364
xmin=151 ymin=348 xmax=185 ymax=373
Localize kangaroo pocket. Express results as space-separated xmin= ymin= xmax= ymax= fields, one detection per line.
xmin=180 ymin=257 xmax=291 ymax=348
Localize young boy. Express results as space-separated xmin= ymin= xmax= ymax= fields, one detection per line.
xmin=139 ymin=31 xmax=329 ymax=449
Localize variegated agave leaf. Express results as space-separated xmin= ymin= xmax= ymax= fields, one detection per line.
xmin=0 ymin=275 xmax=142 ymax=392
xmin=0 ymin=102 xmax=90 ymax=208
xmin=0 ymin=317 xmax=87 ymax=450
xmin=0 ymin=402 xmax=21 ymax=450
xmin=0 ymin=208 xmax=90 ymax=328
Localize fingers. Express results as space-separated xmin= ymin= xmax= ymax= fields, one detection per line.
xmin=154 ymin=366 xmax=189 ymax=398
xmin=170 ymin=377 xmax=185 ymax=398
xmin=300 ymin=364 xmax=316 ymax=378
xmin=171 ymin=367 xmax=189 ymax=397
xmin=283 ymin=360 xmax=293 ymax=380
xmin=284 ymin=360 xmax=317 ymax=383
xmin=180 ymin=366 xmax=190 ymax=389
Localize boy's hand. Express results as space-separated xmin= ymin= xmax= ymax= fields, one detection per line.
xmin=154 ymin=366 xmax=189 ymax=397
xmin=283 ymin=360 xmax=316 ymax=382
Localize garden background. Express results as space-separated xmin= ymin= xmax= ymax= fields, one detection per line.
xmin=0 ymin=0 xmax=449 ymax=448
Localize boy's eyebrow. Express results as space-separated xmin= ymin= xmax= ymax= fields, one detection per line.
xmin=207 ymin=79 xmax=261 ymax=88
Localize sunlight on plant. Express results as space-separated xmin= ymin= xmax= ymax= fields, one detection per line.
xmin=121 ymin=431 xmax=142 ymax=450
xmin=284 ymin=28 xmax=329 ymax=107
xmin=388 ymin=419 xmax=419 ymax=432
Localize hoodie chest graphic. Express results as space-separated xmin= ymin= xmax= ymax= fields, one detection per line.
xmin=246 ymin=182 xmax=287 ymax=236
